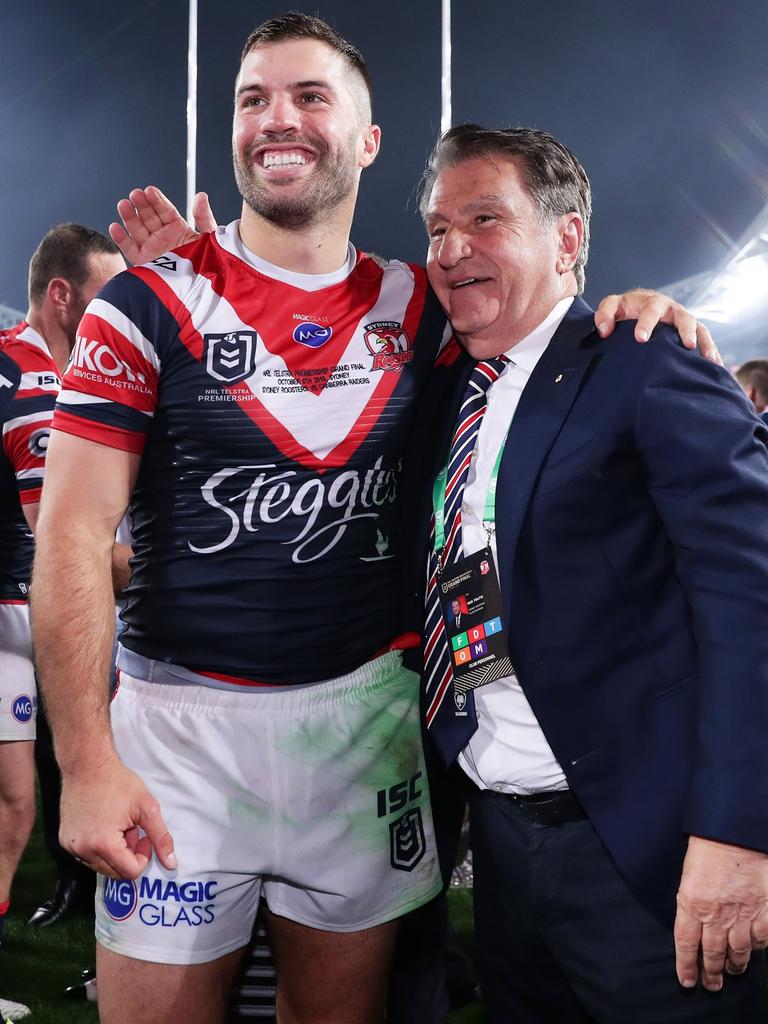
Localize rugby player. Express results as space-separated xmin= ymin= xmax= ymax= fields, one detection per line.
xmin=0 ymin=225 xmax=125 ymax=948
xmin=32 ymin=14 xmax=713 ymax=1024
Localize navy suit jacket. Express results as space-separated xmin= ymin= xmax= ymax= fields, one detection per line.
xmin=402 ymin=297 xmax=768 ymax=925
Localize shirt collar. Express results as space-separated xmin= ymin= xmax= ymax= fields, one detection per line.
xmin=17 ymin=321 xmax=53 ymax=358
xmin=504 ymin=296 xmax=575 ymax=376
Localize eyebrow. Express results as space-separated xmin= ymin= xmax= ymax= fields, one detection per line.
xmin=425 ymin=194 xmax=509 ymax=221
xmin=236 ymin=79 xmax=336 ymax=98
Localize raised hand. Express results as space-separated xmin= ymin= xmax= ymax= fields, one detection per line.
xmin=108 ymin=186 xmax=218 ymax=266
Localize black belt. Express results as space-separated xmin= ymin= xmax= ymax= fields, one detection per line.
xmin=504 ymin=788 xmax=586 ymax=826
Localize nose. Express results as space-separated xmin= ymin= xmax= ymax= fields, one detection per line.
xmin=437 ymin=227 xmax=472 ymax=269
xmin=262 ymin=93 xmax=301 ymax=134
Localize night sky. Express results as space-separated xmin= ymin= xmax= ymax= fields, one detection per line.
xmin=3 ymin=1 xmax=768 ymax=331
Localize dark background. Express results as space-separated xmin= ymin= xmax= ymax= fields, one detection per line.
xmin=3 ymin=1 xmax=768 ymax=316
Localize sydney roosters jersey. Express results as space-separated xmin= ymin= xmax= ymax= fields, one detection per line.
xmin=52 ymin=223 xmax=447 ymax=686
xmin=0 ymin=322 xmax=60 ymax=601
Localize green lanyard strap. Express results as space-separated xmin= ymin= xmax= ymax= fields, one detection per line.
xmin=432 ymin=435 xmax=507 ymax=556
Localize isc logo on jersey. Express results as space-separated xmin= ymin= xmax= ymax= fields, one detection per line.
xmin=11 ymin=694 xmax=35 ymax=723
xmin=103 ymin=876 xmax=218 ymax=927
xmin=292 ymin=321 xmax=333 ymax=349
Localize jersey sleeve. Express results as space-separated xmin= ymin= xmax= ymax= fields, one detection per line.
xmin=52 ymin=273 xmax=161 ymax=454
xmin=1 ymin=355 xmax=55 ymax=506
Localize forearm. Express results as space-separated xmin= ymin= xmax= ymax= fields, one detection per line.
xmin=31 ymin=520 xmax=118 ymax=776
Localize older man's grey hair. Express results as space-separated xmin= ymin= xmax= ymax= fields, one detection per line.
xmin=420 ymin=124 xmax=592 ymax=293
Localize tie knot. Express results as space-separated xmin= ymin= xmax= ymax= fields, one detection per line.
xmin=470 ymin=355 xmax=508 ymax=395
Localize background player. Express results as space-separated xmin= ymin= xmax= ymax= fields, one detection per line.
xmin=0 ymin=224 xmax=125 ymax=946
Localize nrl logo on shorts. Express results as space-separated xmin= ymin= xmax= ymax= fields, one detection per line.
xmin=389 ymin=808 xmax=426 ymax=872
xmin=203 ymin=331 xmax=259 ymax=384
xmin=454 ymin=691 xmax=466 ymax=712
xmin=364 ymin=322 xmax=414 ymax=374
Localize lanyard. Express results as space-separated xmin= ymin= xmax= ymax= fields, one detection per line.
xmin=432 ymin=434 xmax=507 ymax=556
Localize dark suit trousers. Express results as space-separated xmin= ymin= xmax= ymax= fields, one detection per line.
xmin=470 ymin=788 xmax=768 ymax=1024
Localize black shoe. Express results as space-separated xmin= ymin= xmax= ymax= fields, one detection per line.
xmin=63 ymin=967 xmax=96 ymax=1001
xmin=27 ymin=877 xmax=93 ymax=927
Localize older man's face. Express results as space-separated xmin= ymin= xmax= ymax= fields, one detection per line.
xmin=425 ymin=156 xmax=568 ymax=358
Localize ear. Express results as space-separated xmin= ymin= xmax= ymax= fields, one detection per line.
xmin=47 ymin=277 xmax=74 ymax=310
xmin=556 ymin=213 xmax=583 ymax=275
xmin=359 ymin=123 xmax=381 ymax=169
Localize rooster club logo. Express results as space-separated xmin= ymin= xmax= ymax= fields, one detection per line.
xmin=292 ymin=321 xmax=333 ymax=349
xmin=364 ymin=322 xmax=414 ymax=373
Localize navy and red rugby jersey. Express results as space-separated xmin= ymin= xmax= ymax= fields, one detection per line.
xmin=0 ymin=322 xmax=61 ymax=602
xmin=52 ymin=223 xmax=449 ymax=687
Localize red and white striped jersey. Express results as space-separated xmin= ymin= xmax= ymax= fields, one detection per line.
xmin=53 ymin=223 xmax=448 ymax=686
xmin=0 ymin=321 xmax=60 ymax=601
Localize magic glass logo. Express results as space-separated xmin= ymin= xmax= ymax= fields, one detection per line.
xmin=103 ymin=876 xmax=219 ymax=928
xmin=292 ymin=321 xmax=333 ymax=349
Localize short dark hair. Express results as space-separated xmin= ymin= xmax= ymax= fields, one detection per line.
xmin=240 ymin=11 xmax=373 ymax=116
xmin=736 ymin=359 xmax=768 ymax=405
xmin=28 ymin=223 xmax=120 ymax=307
xmin=420 ymin=124 xmax=592 ymax=292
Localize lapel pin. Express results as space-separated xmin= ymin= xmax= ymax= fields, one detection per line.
xmin=554 ymin=372 xmax=564 ymax=383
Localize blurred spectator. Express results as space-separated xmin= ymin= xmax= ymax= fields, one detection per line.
xmin=735 ymin=358 xmax=768 ymax=421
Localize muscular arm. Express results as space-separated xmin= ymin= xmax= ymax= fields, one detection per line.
xmin=31 ymin=430 xmax=175 ymax=877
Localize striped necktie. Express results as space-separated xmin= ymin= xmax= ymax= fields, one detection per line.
xmin=423 ymin=356 xmax=508 ymax=765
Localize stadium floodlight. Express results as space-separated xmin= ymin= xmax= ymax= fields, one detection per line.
xmin=692 ymin=253 xmax=768 ymax=323
xmin=661 ymin=199 xmax=768 ymax=360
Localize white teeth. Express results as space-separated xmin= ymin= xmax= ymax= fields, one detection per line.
xmin=262 ymin=151 xmax=308 ymax=168
xmin=454 ymin=278 xmax=477 ymax=288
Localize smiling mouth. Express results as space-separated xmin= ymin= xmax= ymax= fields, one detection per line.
xmin=450 ymin=277 xmax=490 ymax=289
xmin=260 ymin=149 xmax=312 ymax=169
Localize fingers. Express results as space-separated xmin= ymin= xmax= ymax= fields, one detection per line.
xmin=631 ymin=296 xmax=673 ymax=343
xmin=700 ymin=923 xmax=728 ymax=991
xmin=726 ymin=921 xmax=752 ymax=975
xmin=694 ymin=323 xmax=722 ymax=365
xmin=64 ymin=833 xmax=147 ymax=880
xmin=674 ymin=910 xmax=702 ymax=988
xmin=192 ymin=191 xmax=218 ymax=233
xmin=137 ymin=796 xmax=177 ymax=871
xmin=593 ymin=294 xmax=622 ymax=338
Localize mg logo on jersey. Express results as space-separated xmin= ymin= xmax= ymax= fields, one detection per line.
xmin=103 ymin=878 xmax=137 ymax=921
xmin=364 ymin=322 xmax=414 ymax=374
xmin=292 ymin=321 xmax=333 ymax=349
xmin=11 ymin=694 xmax=34 ymax=723
xmin=389 ymin=808 xmax=426 ymax=872
xmin=204 ymin=331 xmax=259 ymax=384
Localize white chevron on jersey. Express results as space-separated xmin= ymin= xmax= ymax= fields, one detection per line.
xmin=81 ymin=297 xmax=163 ymax=372
xmin=140 ymin=247 xmax=417 ymax=462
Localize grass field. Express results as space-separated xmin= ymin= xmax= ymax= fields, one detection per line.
xmin=4 ymin=812 xmax=486 ymax=1023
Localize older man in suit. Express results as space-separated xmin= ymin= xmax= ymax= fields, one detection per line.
xmin=406 ymin=124 xmax=768 ymax=1022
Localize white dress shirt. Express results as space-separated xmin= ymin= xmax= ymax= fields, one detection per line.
xmin=457 ymin=297 xmax=573 ymax=794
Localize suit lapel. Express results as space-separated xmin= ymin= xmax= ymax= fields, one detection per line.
xmin=495 ymin=298 xmax=599 ymax=630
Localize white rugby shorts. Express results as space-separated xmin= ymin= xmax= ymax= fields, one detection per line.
xmin=95 ymin=650 xmax=441 ymax=965
xmin=0 ymin=603 xmax=36 ymax=741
